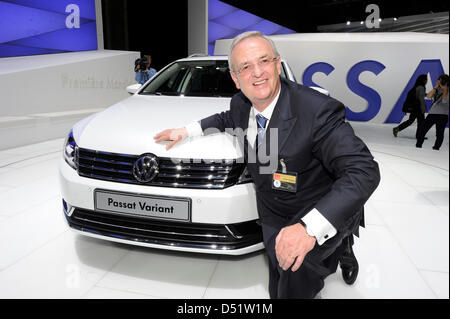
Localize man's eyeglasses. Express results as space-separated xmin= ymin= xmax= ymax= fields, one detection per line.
xmin=233 ymin=56 xmax=279 ymax=76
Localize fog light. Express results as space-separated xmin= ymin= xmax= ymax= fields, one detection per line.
xmin=62 ymin=199 xmax=74 ymax=216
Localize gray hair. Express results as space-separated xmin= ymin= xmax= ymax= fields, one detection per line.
xmin=228 ymin=31 xmax=280 ymax=72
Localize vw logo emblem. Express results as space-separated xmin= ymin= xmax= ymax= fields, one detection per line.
xmin=133 ymin=153 xmax=159 ymax=183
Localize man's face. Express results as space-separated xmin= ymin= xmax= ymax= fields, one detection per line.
xmin=230 ymin=36 xmax=282 ymax=110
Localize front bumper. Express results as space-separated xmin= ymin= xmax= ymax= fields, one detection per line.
xmin=59 ymin=157 xmax=264 ymax=255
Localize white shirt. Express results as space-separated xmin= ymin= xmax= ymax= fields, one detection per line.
xmin=185 ymin=92 xmax=337 ymax=245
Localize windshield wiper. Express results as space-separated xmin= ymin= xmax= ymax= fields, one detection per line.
xmin=140 ymin=91 xmax=179 ymax=96
xmin=155 ymin=91 xmax=180 ymax=96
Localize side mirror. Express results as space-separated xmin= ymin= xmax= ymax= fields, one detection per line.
xmin=126 ymin=83 xmax=142 ymax=95
xmin=310 ymin=86 xmax=330 ymax=96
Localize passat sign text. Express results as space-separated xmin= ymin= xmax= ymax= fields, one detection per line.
xmin=303 ymin=59 xmax=446 ymax=123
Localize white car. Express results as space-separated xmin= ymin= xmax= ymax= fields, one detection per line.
xmin=59 ymin=55 xmax=297 ymax=255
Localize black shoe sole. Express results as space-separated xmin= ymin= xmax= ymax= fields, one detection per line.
xmin=341 ymin=261 xmax=359 ymax=285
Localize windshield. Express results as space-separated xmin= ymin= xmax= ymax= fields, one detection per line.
xmin=140 ymin=60 xmax=237 ymax=97
xmin=140 ymin=59 xmax=288 ymax=97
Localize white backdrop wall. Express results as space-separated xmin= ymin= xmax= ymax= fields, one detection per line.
xmin=0 ymin=50 xmax=138 ymax=117
xmin=0 ymin=50 xmax=139 ymax=149
xmin=214 ymin=32 xmax=449 ymax=124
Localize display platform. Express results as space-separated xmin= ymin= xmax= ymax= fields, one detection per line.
xmin=0 ymin=122 xmax=447 ymax=299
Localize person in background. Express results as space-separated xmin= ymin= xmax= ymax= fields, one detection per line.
xmin=416 ymin=74 xmax=449 ymax=150
xmin=393 ymin=74 xmax=428 ymax=138
xmin=134 ymin=55 xmax=157 ymax=85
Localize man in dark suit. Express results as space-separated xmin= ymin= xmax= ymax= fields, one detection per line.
xmin=154 ymin=31 xmax=380 ymax=299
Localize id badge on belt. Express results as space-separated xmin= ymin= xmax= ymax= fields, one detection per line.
xmin=272 ymin=158 xmax=297 ymax=193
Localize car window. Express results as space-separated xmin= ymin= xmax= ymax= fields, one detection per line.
xmin=140 ymin=59 xmax=289 ymax=97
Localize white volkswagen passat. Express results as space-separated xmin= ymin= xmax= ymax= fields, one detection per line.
xmin=59 ymin=55 xmax=297 ymax=255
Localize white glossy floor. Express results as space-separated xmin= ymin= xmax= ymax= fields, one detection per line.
xmin=0 ymin=122 xmax=448 ymax=299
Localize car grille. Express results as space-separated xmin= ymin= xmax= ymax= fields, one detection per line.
xmin=66 ymin=208 xmax=263 ymax=251
xmin=76 ymin=148 xmax=246 ymax=189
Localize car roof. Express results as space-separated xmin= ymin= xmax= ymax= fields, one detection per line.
xmin=176 ymin=55 xmax=228 ymax=62
xmin=176 ymin=55 xmax=287 ymax=63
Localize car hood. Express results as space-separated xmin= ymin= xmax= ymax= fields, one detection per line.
xmin=73 ymin=95 xmax=244 ymax=159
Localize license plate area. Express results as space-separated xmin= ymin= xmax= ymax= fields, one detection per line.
xmin=94 ymin=189 xmax=191 ymax=222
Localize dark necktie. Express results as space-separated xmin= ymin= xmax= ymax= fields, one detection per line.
xmin=256 ymin=113 xmax=268 ymax=149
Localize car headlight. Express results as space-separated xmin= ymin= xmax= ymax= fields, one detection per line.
xmin=237 ymin=166 xmax=253 ymax=184
xmin=63 ymin=129 xmax=78 ymax=170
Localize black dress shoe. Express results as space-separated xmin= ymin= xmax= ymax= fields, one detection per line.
xmin=392 ymin=127 xmax=398 ymax=137
xmin=339 ymin=236 xmax=359 ymax=285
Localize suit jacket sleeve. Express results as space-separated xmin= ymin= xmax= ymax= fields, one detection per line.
xmin=199 ymin=93 xmax=247 ymax=135
xmin=200 ymin=110 xmax=235 ymax=135
xmin=308 ymin=98 xmax=381 ymax=232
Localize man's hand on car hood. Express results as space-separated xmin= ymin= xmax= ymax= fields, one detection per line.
xmin=154 ymin=127 xmax=188 ymax=150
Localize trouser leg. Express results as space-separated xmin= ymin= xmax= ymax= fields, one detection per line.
xmin=267 ymin=256 xmax=279 ymax=299
xmin=415 ymin=112 xmax=425 ymax=139
xmin=276 ymin=260 xmax=325 ymax=299
xmin=265 ymin=244 xmax=325 ymax=299
xmin=398 ymin=113 xmax=417 ymax=131
xmin=416 ymin=115 xmax=435 ymax=147
xmin=433 ymin=115 xmax=449 ymax=150
xmin=262 ymin=223 xmax=343 ymax=299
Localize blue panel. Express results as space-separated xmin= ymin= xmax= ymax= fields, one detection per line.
xmin=0 ymin=43 xmax=65 ymax=57
xmin=213 ymin=9 xmax=262 ymax=30
xmin=9 ymin=21 xmax=97 ymax=51
xmin=208 ymin=0 xmax=295 ymax=56
xmin=0 ymin=2 xmax=67 ymax=43
xmin=208 ymin=44 xmax=215 ymax=56
xmin=0 ymin=0 xmax=97 ymax=57
xmin=2 ymin=0 xmax=96 ymax=20
xmin=208 ymin=21 xmax=236 ymax=43
xmin=208 ymin=0 xmax=236 ymax=20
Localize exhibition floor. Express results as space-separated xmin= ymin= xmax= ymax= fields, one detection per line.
xmin=0 ymin=122 xmax=448 ymax=299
